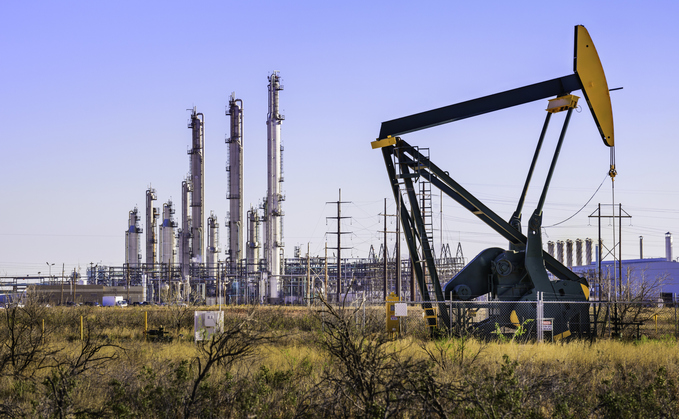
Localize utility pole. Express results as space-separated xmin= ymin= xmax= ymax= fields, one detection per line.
xmin=588 ymin=203 xmax=631 ymax=301
xmin=326 ymin=189 xmax=351 ymax=303
xmin=589 ymin=203 xmax=631 ymax=337
xmin=60 ymin=263 xmax=64 ymax=306
xmin=383 ymin=199 xmax=388 ymax=299
xmin=396 ymin=193 xmax=401 ymax=299
xmin=324 ymin=242 xmax=328 ymax=301
xmin=307 ymin=243 xmax=311 ymax=306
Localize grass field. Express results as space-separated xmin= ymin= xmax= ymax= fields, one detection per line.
xmin=1 ymin=302 xmax=679 ymax=418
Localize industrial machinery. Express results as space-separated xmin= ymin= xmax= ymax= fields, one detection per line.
xmin=372 ymin=26 xmax=615 ymax=339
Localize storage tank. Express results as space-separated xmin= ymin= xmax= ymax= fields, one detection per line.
xmin=556 ymin=240 xmax=564 ymax=264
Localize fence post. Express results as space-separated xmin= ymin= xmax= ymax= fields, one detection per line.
xmin=537 ymin=292 xmax=544 ymax=343
xmin=449 ymin=295 xmax=453 ymax=337
xmin=80 ymin=315 xmax=83 ymax=341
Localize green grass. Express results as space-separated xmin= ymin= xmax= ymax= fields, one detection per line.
xmin=2 ymin=304 xmax=679 ymax=417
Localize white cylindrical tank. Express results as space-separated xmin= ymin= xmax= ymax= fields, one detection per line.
xmin=266 ymin=71 xmax=285 ymax=302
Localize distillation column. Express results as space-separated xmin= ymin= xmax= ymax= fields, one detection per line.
xmin=145 ymin=188 xmax=159 ymax=272
xmin=159 ymin=200 xmax=177 ymax=274
xmin=179 ymin=178 xmax=192 ymax=292
xmin=246 ymin=206 xmax=262 ymax=300
xmin=207 ymin=212 xmax=220 ymax=279
xmin=125 ymin=207 xmax=142 ymax=268
xmin=188 ymin=107 xmax=205 ymax=266
xmin=265 ymin=71 xmax=285 ymax=302
xmin=226 ymin=94 xmax=244 ymax=275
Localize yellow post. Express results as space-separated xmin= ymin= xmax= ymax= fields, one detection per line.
xmin=80 ymin=315 xmax=83 ymax=341
xmin=386 ymin=292 xmax=399 ymax=334
xmin=145 ymin=311 xmax=148 ymax=333
xmin=654 ymin=314 xmax=658 ymax=332
xmin=42 ymin=319 xmax=45 ymax=344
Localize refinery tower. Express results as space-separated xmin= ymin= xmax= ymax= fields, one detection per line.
xmin=226 ymin=94 xmax=244 ymax=274
xmin=265 ymin=71 xmax=285 ymax=302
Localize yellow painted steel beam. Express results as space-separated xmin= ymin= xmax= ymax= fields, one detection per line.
xmin=546 ymin=94 xmax=580 ymax=113
xmin=371 ymin=135 xmax=397 ymax=149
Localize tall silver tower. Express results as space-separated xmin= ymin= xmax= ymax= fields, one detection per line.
xmin=265 ymin=71 xmax=285 ymax=301
xmin=145 ymin=188 xmax=159 ymax=270
xmin=125 ymin=207 xmax=142 ymax=268
xmin=225 ymin=93 xmax=244 ymax=274
xmin=188 ymin=107 xmax=205 ymax=264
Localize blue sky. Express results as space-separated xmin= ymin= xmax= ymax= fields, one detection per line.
xmin=1 ymin=1 xmax=678 ymax=277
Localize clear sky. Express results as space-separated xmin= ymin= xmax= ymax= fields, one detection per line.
xmin=1 ymin=1 xmax=678 ymax=277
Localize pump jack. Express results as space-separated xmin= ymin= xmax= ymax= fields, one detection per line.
xmin=372 ymin=26 xmax=614 ymax=339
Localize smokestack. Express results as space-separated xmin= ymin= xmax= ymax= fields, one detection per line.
xmin=666 ymin=232 xmax=673 ymax=262
xmin=547 ymin=241 xmax=555 ymax=257
xmin=586 ymin=238 xmax=593 ymax=265
xmin=576 ymin=239 xmax=583 ymax=266
xmin=557 ymin=240 xmax=564 ymax=264
xmin=639 ymin=235 xmax=643 ymax=259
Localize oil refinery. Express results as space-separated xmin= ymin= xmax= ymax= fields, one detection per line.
xmin=77 ymin=71 xmax=472 ymax=305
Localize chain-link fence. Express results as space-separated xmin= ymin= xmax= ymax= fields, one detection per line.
xmin=378 ymin=298 xmax=679 ymax=341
